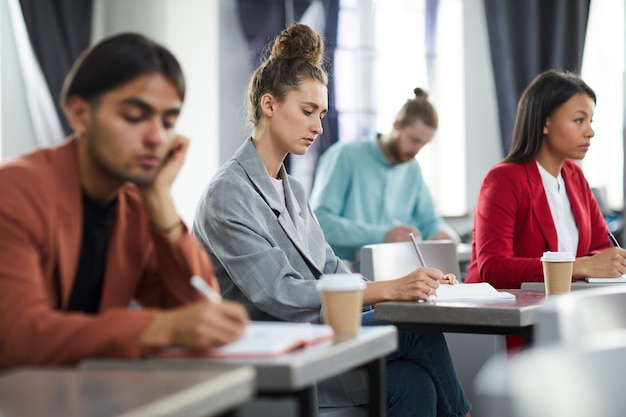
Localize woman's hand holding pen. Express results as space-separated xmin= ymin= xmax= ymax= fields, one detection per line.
xmin=364 ymin=267 xmax=441 ymax=303
xmin=572 ymin=247 xmax=626 ymax=279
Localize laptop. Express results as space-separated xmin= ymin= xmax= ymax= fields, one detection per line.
xmin=360 ymin=240 xmax=461 ymax=281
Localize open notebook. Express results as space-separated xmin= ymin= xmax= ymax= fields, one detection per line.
xmin=154 ymin=322 xmax=335 ymax=358
xmin=209 ymin=322 xmax=334 ymax=357
xmin=428 ymin=282 xmax=515 ymax=301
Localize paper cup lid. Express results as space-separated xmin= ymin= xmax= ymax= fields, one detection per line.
xmin=316 ymin=273 xmax=367 ymax=291
xmin=541 ymin=251 xmax=575 ymax=262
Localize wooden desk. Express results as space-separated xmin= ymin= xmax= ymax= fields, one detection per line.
xmin=374 ymin=290 xmax=545 ymax=346
xmin=0 ymin=364 xmax=255 ymax=417
xmin=83 ymin=326 xmax=397 ymax=417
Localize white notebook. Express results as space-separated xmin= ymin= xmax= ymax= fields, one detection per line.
xmin=154 ymin=321 xmax=335 ymax=359
xmin=209 ymin=322 xmax=335 ymax=357
xmin=586 ymin=275 xmax=626 ymax=283
xmin=428 ymin=282 xmax=515 ymax=301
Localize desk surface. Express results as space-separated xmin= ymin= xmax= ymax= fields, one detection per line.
xmin=0 ymin=364 xmax=255 ymax=417
xmin=83 ymin=325 xmax=397 ymax=392
xmin=374 ymin=289 xmax=545 ymax=334
xmin=520 ymin=280 xmax=626 ymax=291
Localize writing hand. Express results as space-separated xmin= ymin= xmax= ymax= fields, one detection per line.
xmin=140 ymin=300 xmax=249 ymax=349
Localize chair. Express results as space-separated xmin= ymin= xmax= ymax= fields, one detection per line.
xmin=359 ymin=241 xmax=506 ymax=409
xmin=534 ymin=284 xmax=626 ymax=347
xmin=360 ymin=240 xmax=461 ymax=281
xmin=474 ymin=333 xmax=626 ymax=417
xmin=475 ymin=285 xmax=626 ymax=416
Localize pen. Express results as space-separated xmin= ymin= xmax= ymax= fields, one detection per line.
xmin=190 ymin=275 xmax=222 ymax=303
xmin=409 ymin=233 xmax=427 ymax=267
xmin=608 ymin=231 xmax=621 ymax=248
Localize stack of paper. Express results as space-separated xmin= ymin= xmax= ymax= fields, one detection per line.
xmin=428 ymin=283 xmax=515 ymax=301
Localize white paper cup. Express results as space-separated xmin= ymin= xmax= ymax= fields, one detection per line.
xmin=541 ymin=251 xmax=575 ymax=295
xmin=316 ymin=274 xmax=366 ymax=335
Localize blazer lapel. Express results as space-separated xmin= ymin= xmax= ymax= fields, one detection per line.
xmin=526 ymin=161 xmax=558 ymax=251
xmin=236 ymin=140 xmax=323 ymax=274
xmin=51 ymin=140 xmax=84 ymax=309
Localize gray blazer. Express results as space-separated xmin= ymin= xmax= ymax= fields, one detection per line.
xmin=193 ymin=139 xmax=368 ymax=407
xmin=193 ymin=138 xmax=350 ymax=323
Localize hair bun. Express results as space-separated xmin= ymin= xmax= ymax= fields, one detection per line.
xmin=413 ymin=87 xmax=429 ymax=99
xmin=271 ymin=23 xmax=324 ymax=66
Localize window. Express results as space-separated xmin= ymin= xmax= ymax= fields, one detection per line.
xmin=335 ymin=0 xmax=465 ymax=215
xmin=581 ymin=0 xmax=624 ymax=211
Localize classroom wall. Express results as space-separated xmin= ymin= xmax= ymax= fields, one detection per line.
xmin=0 ymin=0 xmax=501 ymax=219
xmin=463 ymin=0 xmax=501 ymax=213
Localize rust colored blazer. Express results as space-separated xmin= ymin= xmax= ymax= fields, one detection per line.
xmin=465 ymin=159 xmax=610 ymax=289
xmin=0 ymin=139 xmax=216 ymax=368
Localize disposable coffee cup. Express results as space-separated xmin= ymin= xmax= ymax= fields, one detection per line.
xmin=316 ymin=273 xmax=366 ymax=335
xmin=541 ymin=251 xmax=575 ymax=295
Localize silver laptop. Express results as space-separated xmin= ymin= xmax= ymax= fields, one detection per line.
xmin=360 ymin=240 xmax=461 ymax=281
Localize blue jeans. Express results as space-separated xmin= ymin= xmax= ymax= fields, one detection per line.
xmin=362 ymin=310 xmax=471 ymax=417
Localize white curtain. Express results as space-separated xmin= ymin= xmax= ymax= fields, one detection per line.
xmin=7 ymin=0 xmax=64 ymax=148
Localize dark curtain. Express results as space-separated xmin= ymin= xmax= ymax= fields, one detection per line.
xmin=484 ymin=0 xmax=591 ymax=156
xmin=236 ymin=0 xmax=340 ymax=173
xmin=19 ymin=0 xmax=94 ymax=136
xmin=425 ymin=0 xmax=439 ymax=88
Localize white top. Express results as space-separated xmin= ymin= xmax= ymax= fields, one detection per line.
xmin=537 ymin=161 xmax=579 ymax=254
xmin=270 ymin=176 xmax=286 ymax=206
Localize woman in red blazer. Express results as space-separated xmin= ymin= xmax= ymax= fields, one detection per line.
xmin=465 ymin=70 xmax=626 ymax=289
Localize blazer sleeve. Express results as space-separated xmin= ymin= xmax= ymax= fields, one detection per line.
xmin=472 ymin=165 xmax=545 ymax=288
xmin=195 ymin=176 xmax=327 ymax=323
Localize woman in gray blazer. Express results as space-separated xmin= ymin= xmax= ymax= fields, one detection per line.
xmin=193 ymin=24 xmax=471 ymax=417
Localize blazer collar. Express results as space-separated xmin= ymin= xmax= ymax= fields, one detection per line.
xmin=49 ymin=138 xmax=85 ymax=307
xmin=52 ymin=138 xmax=135 ymax=309
xmin=525 ymin=160 xmax=559 ymax=252
xmin=234 ymin=139 xmax=294 ymax=215
xmin=235 ymin=139 xmax=320 ymax=273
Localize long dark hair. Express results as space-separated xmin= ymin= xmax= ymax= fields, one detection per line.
xmin=60 ymin=32 xmax=185 ymax=109
xmin=504 ymin=70 xmax=596 ymax=163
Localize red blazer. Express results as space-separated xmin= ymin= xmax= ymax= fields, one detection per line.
xmin=0 ymin=139 xmax=217 ymax=368
xmin=465 ymin=159 xmax=610 ymax=289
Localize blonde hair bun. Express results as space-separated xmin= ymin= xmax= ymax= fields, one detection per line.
xmin=271 ymin=23 xmax=324 ymax=67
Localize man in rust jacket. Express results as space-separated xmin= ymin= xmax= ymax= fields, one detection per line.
xmin=0 ymin=33 xmax=247 ymax=368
